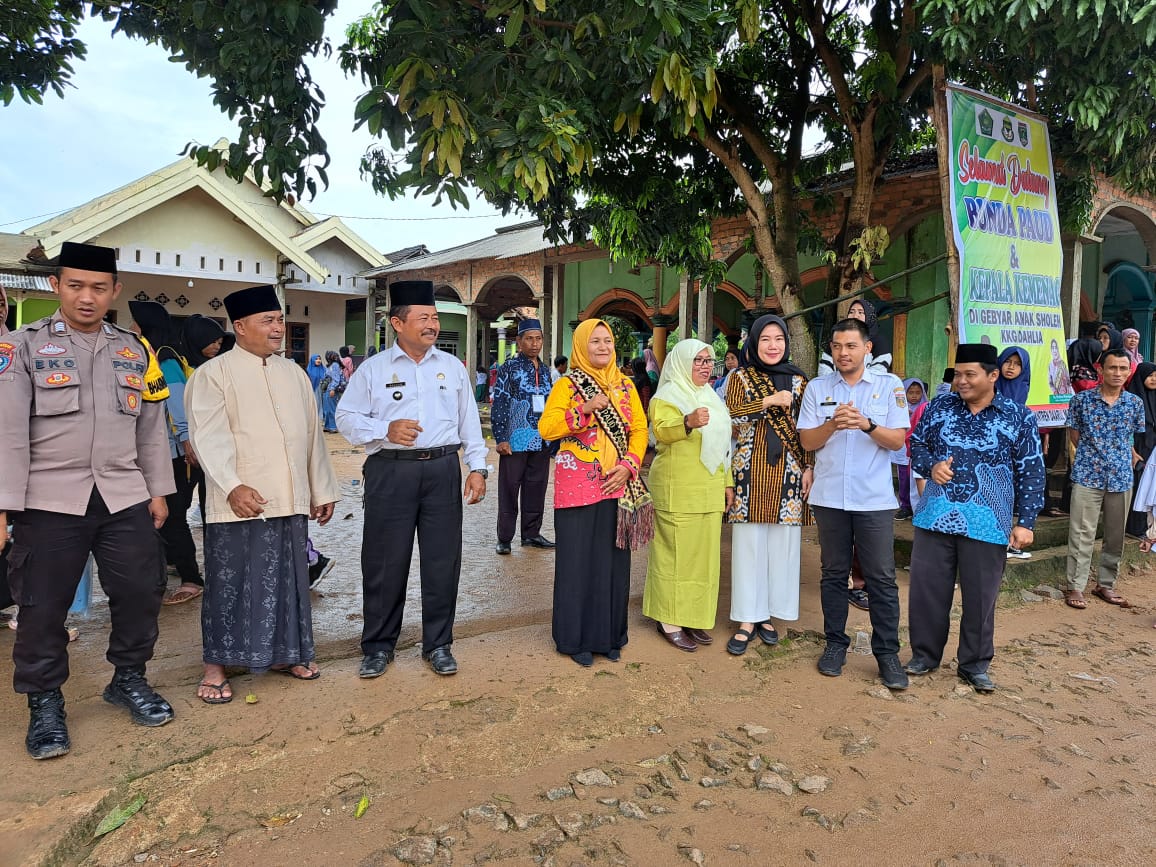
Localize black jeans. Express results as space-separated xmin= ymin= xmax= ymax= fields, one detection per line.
xmin=811 ymin=505 xmax=901 ymax=657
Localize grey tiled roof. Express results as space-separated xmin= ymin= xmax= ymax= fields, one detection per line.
xmin=362 ymin=222 xmax=553 ymax=277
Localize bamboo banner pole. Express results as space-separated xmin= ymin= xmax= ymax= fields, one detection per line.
xmin=931 ymin=64 xmax=961 ymax=365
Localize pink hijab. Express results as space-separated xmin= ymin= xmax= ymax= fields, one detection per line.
xmin=0 ymin=286 xmax=9 ymax=336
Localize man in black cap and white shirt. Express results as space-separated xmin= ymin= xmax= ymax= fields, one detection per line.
xmin=337 ymin=280 xmax=488 ymax=678
xmin=0 ymin=241 xmax=176 ymax=759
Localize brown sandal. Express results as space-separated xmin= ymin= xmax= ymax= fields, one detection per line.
xmin=1064 ymin=590 xmax=1087 ymax=609
xmin=1092 ymin=586 xmax=1130 ymax=607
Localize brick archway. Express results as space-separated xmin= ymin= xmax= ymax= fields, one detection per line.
xmin=580 ymin=288 xmax=653 ymax=329
xmin=658 ymin=280 xmax=756 ymax=316
xmin=476 ymin=273 xmax=536 ymax=320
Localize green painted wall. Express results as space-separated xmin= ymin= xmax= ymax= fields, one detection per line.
xmin=18 ymin=297 xmax=60 ymax=326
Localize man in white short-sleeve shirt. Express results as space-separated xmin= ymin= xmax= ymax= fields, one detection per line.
xmin=798 ymin=317 xmax=910 ymax=690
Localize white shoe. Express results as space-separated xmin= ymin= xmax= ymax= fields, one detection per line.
xmin=1006 ymin=546 xmax=1031 ymax=560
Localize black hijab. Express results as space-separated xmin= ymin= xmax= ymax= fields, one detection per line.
xmin=182 ymin=314 xmax=234 ymax=368
xmin=1068 ymin=336 xmax=1103 ymax=372
xmin=128 ymin=300 xmax=182 ymax=363
xmin=1127 ymin=361 xmax=1156 ymax=455
xmin=630 ymin=357 xmax=651 ymax=399
xmin=742 ymin=314 xmax=806 ymax=466
xmin=1102 ymin=327 xmax=1124 ymax=354
xmin=848 ymin=297 xmax=891 ymax=357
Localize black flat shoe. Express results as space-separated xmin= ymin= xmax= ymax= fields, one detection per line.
xmin=959 ymin=670 xmax=996 ymax=693
xmin=726 ymin=628 xmax=754 ymax=656
xmin=359 ymin=650 xmax=394 ymax=679
xmin=495 ymin=541 xmax=512 ymax=555
xmin=571 ymin=652 xmax=594 ymax=667
xmin=605 ymin=649 xmax=621 ymax=661
xmin=755 ymin=622 xmax=779 ymax=645
xmin=424 ymin=645 xmax=458 ymax=676
xmin=904 ymin=658 xmax=938 ymax=676
xmin=521 ymin=535 xmax=556 ymax=549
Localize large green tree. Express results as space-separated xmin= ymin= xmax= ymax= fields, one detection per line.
xmin=6 ymin=1 xmax=1156 ymax=367
xmin=339 ymin=0 xmax=936 ymax=371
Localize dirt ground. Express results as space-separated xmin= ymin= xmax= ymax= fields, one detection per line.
xmin=5 ymin=436 xmax=1156 ymax=866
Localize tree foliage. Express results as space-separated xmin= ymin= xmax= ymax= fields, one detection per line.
xmin=339 ymin=0 xmax=935 ymax=371
xmin=919 ymin=0 xmax=1156 ymax=228
xmin=1 ymin=0 xmax=338 ymax=200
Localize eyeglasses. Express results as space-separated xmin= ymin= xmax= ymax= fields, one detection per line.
xmin=692 ymin=358 xmax=714 ymax=367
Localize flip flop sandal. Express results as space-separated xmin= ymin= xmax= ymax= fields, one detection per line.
xmin=756 ymin=622 xmax=779 ymax=645
xmin=1093 ymin=587 xmax=1130 ymax=607
xmin=163 ymin=586 xmax=204 ymax=606
xmin=1140 ymin=539 xmax=1153 ymax=553
xmin=727 ymin=628 xmax=755 ymax=656
xmin=272 ymin=664 xmax=321 ymax=680
xmin=1064 ymin=591 xmax=1087 ymax=609
xmin=198 ymin=680 xmax=233 ymax=704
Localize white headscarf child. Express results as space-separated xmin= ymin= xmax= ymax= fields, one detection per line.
xmin=652 ymin=339 xmax=732 ymax=474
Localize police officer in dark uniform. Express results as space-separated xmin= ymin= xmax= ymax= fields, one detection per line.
xmin=0 ymin=242 xmax=177 ymax=760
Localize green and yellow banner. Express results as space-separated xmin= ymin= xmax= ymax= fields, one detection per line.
xmin=946 ymin=84 xmax=1071 ymax=425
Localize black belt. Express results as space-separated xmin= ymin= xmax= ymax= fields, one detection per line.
xmin=371 ymin=444 xmax=460 ymax=461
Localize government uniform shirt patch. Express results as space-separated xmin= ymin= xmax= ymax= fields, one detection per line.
xmin=116 ymin=347 xmax=141 ymax=360
xmin=0 ymin=342 xmax=13 ymax=375
xmin=37 ymin=343 xmax=67 ymax=356
xmin=44 ymin=372 xmax=72 ymax=386
xmin=893 ymin=386 xmax=907 ymax=408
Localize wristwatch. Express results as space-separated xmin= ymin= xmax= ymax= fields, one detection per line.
xmin=864 ymin=419 xmax=878 ymax=434
xmin=471 ymin=468 xmax=489 ymax=479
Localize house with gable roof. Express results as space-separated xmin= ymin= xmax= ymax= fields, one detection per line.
xmin=13 ymin=141 xmax=386 ymax=365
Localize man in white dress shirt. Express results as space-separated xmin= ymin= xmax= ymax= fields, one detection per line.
xmin=337 ymin=280 xmax=488 ymax=678
xmin=798 ymin=318 xmax=910 ymax=690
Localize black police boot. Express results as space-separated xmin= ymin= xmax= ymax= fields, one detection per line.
xmin=27 ymin=689 xmax=71 ymax=760
xmin=103 ymin=666 xmax=175 ymax=727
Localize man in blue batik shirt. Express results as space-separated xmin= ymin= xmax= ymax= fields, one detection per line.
xmin=1065 ymin=348 xmax=1145 ymax=609
xmin=491 ymin=318 xmax=555 ymax=554
xmin=905 ymin=343 xmax=1045 ymax=693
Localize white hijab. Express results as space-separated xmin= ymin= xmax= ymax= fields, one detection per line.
xmin=653 ymin=339 xmax=732 ymax=474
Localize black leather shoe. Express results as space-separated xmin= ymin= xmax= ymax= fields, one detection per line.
xmin=877 ymin=654 xmax=909 ymax=690
xmin=424 ymin=645 xmax=458 ymax=676
xmin=959 ymin=670 xmax=997 ymax=693
xmin=848 ymin=588 xmax=870 ymax=611
xmin=817 ymin=644 xmax=847 ymax=677
xmin=359 ymin=650 xmax=394 ymax=679
xmin=495 ymin=541 xmax=512 ymax=555
xmin=521 ymin=535 xmax=556 ymax=549
xmin=103 ymin=667 xmax=174 ymax=727
xmin=904 ymin=658 xmax=938 ymax=676
xmin=26 ymin=689 xmax=70 ymax=760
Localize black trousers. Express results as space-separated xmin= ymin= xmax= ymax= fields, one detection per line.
xmin=811 ymin=505 xmax=901 ymax=656
xmin=158 ymin=456 xmax=202 ymax=586
xmin=360 ymin=452 xmax=462 ymax=655
xmin=908 ymin=527 xmax=1006 ymax=675
xmin=497 ymin=449 xmax=550 ymax=543
xmin=8 ymin=491 xmax=165 ymax=693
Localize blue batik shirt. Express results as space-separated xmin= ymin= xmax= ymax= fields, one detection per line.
xmin=910 ymin=392 xmax=1045 ymax=546
xmin=491 ymin=354 xmax=552 ymax=452
xmin=1068 ymin=387 xmax=1145 ymax=493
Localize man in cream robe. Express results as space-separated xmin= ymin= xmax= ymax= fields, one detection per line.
xmin=185 ymin=285 xmax=339 ymax=704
